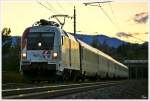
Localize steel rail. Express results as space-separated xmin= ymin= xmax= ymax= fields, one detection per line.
xmin=3 ymin=80 xmax=127 ymax=99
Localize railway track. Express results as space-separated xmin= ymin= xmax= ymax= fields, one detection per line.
xmin=2 ymin=80 xmax=127 ymax=99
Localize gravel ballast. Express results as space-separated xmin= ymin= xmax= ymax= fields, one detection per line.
xmin=57 ymin=80 xmax=148 ymax=99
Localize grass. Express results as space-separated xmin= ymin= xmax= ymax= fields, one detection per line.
xmin=2 ymin=71 xmax=29 ymax=83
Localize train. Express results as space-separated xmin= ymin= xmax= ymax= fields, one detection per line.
xmin=20 ymin=19 xmax=128 ymax=81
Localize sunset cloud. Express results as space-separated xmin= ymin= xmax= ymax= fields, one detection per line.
xmin=116 ymin=32 xmax=148 ymax=38
xmin=116 ymin=32 xmax=132 ymax=38
xmin=116 ymin=32 xmax=147 ymax=43
xmin=133 ymin=12 xmax=148 ymax=23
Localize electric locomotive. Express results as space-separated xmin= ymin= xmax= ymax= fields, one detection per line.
xmin=20 ymin=19 xmax=128 ymax=81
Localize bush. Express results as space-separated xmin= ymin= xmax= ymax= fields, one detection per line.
xmin=2 ymin=71 xmax=28 ymax=83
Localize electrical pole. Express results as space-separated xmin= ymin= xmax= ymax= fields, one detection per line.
xmin=74 ymin=6 xmax=76 ymax=36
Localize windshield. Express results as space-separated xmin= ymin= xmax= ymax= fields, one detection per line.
xmin=27 ymin=32 xmax=55 ymax=50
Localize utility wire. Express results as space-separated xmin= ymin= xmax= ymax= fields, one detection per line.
xmin=97 ymin=3 xmax=145 ymax=42
xmin=108 ymin=2 xmax=121 ymax=31
xmin=107 ymin=3 xmax=145 ymax=42
xmin=57 ymin=4 xmax=86 ymax=34
xmin=84 ymin=2 xmax=145 ymax=42
xmin=44 ymin=0 xmax=61 ymax=14
xmin=36 ymin=0 xmax=56 ymax=14
xmin=98 ymin=4 xmax=121 ymax=31
xmin=84 ymin=2 xmax=121 ymax=31
xmin=56 ymin=3 xmax=87 ymax=34
xmin=57 ymin=3 xmax=68 ymax=14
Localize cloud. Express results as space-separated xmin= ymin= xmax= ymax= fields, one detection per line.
xmin=133 ymin=12 xmax=148 ymax=23
xmin=131 ymin=32 xmax=148 ymax=35
xmin=116 ymin=32 xmax=148 ymax=38
xmin=116 ymin=32 xmax=148 ymax=43
xmin=116 ymin=32 xmax=132 ymax=38
xmin=144 ymin=32 xmax=148 ymax=34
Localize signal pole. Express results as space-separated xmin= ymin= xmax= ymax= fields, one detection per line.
xmin=74 ymin=6 xmax=76 ymax=36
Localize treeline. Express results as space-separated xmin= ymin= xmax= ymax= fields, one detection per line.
xmin=2 ymin=28 xmax=20 ymax=72
xmin=2 ymin=27 xmax=23 ymax=83
xmin=91 ymin=39 xmax=148 ymax=63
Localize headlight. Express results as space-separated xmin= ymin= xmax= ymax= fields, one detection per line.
xmin=38 ymin=42 xmax=42 ymax=47
xmin=53 ymin=52 xmax=58 ymax=58
xmin=22 ymin=52 xmax=26 ymax=58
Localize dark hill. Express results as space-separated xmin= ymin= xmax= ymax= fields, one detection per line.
xmin=75 ymin=34 xmax=128 ymax=48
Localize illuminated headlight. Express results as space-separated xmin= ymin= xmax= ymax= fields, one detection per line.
xmin=22 ymin=52 xmax=26 ymax=58
xmin=53 ymin=52 xmax=58 ymax=58
xmin=38 ymin=42 xmax=42 ymax=47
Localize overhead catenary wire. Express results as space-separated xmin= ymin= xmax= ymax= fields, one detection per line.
xmin=58 ymin=4 xmax=87 ymax=34
xmin=98 ymin=4 xmax=121 ymax=31
xmin=36 ymin=1 xmax=145 ymax=42
xmin=83 ymin=1 xmax=121 ymax=32
xmin=84 ymin=1 xmax=146 ymax=43
xmin=36 ymin=0 xmax=56 ymax=14
xmin=44 ymin=0 xmax=61 ymax=14
xmin=56 ymin=3 xmax=82 ymax=32
xmin=108 ymin=2 xmax=121 ymax=31
xmin=37 ymin=1 xmax=86 ymax=34
xmin=107 ymin=3 xmax=145 ymax=42
xmin=57 ymin=3 xmax=68 ymax=14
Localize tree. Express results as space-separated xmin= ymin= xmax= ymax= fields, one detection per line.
xmin=1 ymin=27 xmax=12 ymax=54
xmin=91 ymin=35 xmax=100 ymax=49
xmin=2 ymin=27 xmax=11 ymax=41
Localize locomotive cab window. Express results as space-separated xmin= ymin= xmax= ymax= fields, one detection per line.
xmin=27 ymin=32 xmax=55 ymax=50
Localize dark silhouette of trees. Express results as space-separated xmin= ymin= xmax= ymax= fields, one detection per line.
xmin=91 ymin=35 xmax=148 ymax=62
xmin=2 ymin=27 xmax=11 ymax=41
xmin=2 ymin=27 xmax=12 ymax=54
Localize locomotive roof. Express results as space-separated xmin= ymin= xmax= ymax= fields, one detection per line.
xmin=29 ymin=25 xmax=60 ymax=32
xmin=66 ymin=33 xmax=128 ymax=69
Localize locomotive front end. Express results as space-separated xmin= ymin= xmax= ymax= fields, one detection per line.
xmin=20 ymin=25 xmax=62 ymax=81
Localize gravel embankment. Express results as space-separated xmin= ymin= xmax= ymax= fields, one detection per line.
xmin=57 ymin=80 xmax=148 ymax=99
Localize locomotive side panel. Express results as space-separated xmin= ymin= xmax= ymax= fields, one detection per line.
xmin=70 ymin=39 xmax=80 ymax=70
xmin=61 ymin=36 xmax=70 ymax=69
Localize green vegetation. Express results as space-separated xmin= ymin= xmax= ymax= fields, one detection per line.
xmin=2 ymin=27 xmax=24 ymax=83
xmin=91 ymin=38 xmax=148 ymax=63
xmin=2 ymin=71 xmax=27 ymax=83
xmin=114 ymin=42 xmax=148 ymax=62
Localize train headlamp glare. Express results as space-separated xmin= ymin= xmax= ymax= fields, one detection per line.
xmin=38 ymin=42 xmax=42 ymax=47
xmin=53 ymin=52 xmax=58 ymax=58
xmin=22 ymin=52 xmax=26 ymax=58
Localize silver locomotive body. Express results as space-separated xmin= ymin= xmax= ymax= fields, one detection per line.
xmin=20 ymin=24 xmax=128 ymax=81
xmin=20 ymin=26 xmax=63 ymax=80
